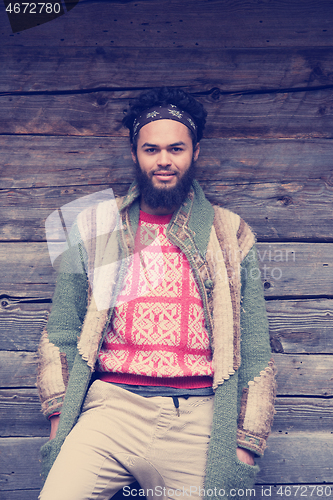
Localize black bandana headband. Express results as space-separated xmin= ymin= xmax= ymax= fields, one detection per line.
xmin=132 ymin=104 xmax=197 ymax=141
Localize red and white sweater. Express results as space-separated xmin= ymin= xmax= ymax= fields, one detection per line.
xmin=96 ymin=211 xmax=213 ymax=388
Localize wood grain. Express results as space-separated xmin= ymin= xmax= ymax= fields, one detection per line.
xmin=2 ymin=46 xmax=333 ymax=93
xmin=1 ymin=433 xmax=332 ymax=492
xmin=1 ymin=242 xmax=332 ymax=298
xmin=1 ymin=178 xmax=333 ymax=241
xmin=1 ymin=351 xmax=331 ymax=396
xmin=1 ymin=299 xmax=332 ymax=353
xmin=1 ymin=0 xmax=333 ymax=49
xmin=1 ymin=88 xmax=333 ymax=139
xmin=1 ymin=388 xmax=331 ymax=437
xmin=267 ymin=299 xmax=333 ymax=354
xmin=2 ymin=136 xmax=333 ymax=190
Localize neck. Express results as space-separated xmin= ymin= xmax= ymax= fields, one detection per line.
xmin=140 ymin=197 xmax=178 ymax=215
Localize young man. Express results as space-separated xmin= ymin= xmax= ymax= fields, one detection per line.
xmin=38 ymin=87 xmax=276 ymax=500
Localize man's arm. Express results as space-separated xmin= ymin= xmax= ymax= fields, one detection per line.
xmin=37 ymin=222 xmax=88 ymax=420
xmin=236 ymin=244 xmax=277 ymax=457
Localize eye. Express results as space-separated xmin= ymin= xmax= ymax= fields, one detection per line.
xmin=144 ymin=148 xmax=156 ymax=153
xmin=171 ymin=147 xmax=183 ymax=152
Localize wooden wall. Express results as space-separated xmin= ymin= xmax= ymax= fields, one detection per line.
xmin=1 ymin=0 xmax=333 ymax=498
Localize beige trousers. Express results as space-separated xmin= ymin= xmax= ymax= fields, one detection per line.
xmin=39 ymin=380 xmax=214 ymax=500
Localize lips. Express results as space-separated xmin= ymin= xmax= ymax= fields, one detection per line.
xmin=153 ymin=171 xmax=176 ymax=176
xmin=153 ymin=171 xmax=176 ymax=181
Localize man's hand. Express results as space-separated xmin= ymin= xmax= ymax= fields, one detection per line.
xmin=49 ymin=415 xmax=60 ymax=440
xmin=236 ymin=447 xmax=255 ymax=465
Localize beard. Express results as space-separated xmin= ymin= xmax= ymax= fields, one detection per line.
xmin=134 ymin=159 xmax=196 ymax=210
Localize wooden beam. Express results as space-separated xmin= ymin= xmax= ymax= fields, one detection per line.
xmin=2 ymin=177 xmax=333 ymax=241
xmin=257 ymin=433 xmax=333 ymax=484
xmin=2 ymin=137 xmax=333 ymax=190
xmin=1 ymin=0 xmax=332 ymax=49
xmin=1 ymin=432 xmax=332 ymax=492
xmin=1 ymin=351 xmax=331 ymax=396
xmin=1 ymin=88 xmax=333 ymax=139
xmin=1 ymin=242 xmax=332 ymax=298
xmin=1 ymin=299 xmax=332 ymax=354
xmin=266 ymin=299 xmax=333 ymax=354
xmin=2 ymin=46 xmax=333 ymax=93
xmin=1 ymin=388 xmax=332 ymax=437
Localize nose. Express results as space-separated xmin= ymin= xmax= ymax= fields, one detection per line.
xmin=157 ymin=149 xmax=172 ymax=167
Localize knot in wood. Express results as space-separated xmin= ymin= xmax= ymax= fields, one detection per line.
xmin=210 ymin=88 xmax=221 ymax=101
xmin=279 ymin=196 xmax=293 ymax=206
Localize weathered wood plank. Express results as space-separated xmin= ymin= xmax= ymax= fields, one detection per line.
xmin=1 ymin=177 xmax=333 ymax=241
xmin=1 ymin=352 xmax=332 ymax=396
xmin=1 ymin=299 xmax=332 ymax=354
xmin=1 ymin=387 xmax=332 ymax=437
xmin=1 ymin=433 xmax=332 ymax=492
xmin=2 ymin=137 xmax=333 ymax=190
xmin=257 ymin=433 xmax=333 ymax=484
xmin=267 ymin=299 xmax=333 ymax=354
xmin=1 ymin=490 xmax=42 ymax=500
xmin=0 ymin=351 xmax=38 ymax=388
xmin=1 ymin=0 xmax=333 ymax=49
xmin=0 ymin=437 xmax=46 ymax=492
xmin=272 ymin=397 xmax=333 ymax=433
xmin=1 ymin=242 xmax=332 ymax=298
xmin=273 ymin=353 xmax=333 ymax=397
xmin=257 ymin=243 xmax=333 ymax=298
xmin=1 ymin=88 xmax=333 ymax=139
xmin=0 ymin=389 xmax=49 ymax=437
xmin=2 ymin=46 xmax=333 ymax=93
xmin=0 ymin=302 xmax=50 ymax=351
xmin=201 ymin=178 xmax=333 ymax=241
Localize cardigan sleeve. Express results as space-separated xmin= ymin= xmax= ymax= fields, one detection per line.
xmin=37 ymin=222 xmax=88 ymax=418
xmin=236 ymin=244 xmax=277 ymax=456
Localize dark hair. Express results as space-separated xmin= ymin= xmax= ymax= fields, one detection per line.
xmin=122 ymin=87 xmax=207 ymax=150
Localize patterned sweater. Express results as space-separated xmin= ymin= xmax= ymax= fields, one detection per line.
xmin=37 ymin=180 xmax=276 ymax=498
xmin=97 ymin=210 xmax=213 ymax=386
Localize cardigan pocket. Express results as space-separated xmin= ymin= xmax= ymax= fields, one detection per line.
xmin=234 ymin=457 xmax=260 ymax=491
xmin=40 ymin=438 xmax=62 ymax=483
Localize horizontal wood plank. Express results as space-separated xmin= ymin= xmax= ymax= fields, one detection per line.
xmin=0 ymin=437 xmax=46 ymax=492
xmin=267 ymin=299 xmax=333 ymax=354
xmin=1 ymin=388 xmax=332 ymax=437
xmin=272 ymin=397 xmax=333 ymax=433
xmin=1 ymin=88 xmax=333 ymax=139
xmin=2 ymin=46 xmax=333 ymax=93
xmin=1 ymin=351 xmax=331 ymax=396
xmin=1 ymin=178 xmax=333 ymax=241
xmin=0 ymin=302 xmax=50 ymax=351
xmin=0 ymin=351 xmax=38 ymax=388
xmin=257 ymin=433 xmax=333 ymax=484
xmin=1 ymin=242 xmax=332 ymax=298
xmin=1 ymin=0 xmax=333 ymax=49
xmin=0 ymin=389 xmax=49 ymax=437
xmin=1 ymin=432 xmax=332 ymax=492
xmin=1 ymin=299 xmax=332 ymax=354
xmin=273 ymin=353 xmax=333 ymax=397
xmin=2 ymin=137 xmax=333 ymax=189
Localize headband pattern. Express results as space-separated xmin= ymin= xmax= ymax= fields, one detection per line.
xmin=132 ymin=104 xmax=197 ymax=141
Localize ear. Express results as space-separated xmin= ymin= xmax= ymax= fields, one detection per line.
xmin=193 ymin=142 xmax=200 ymax=161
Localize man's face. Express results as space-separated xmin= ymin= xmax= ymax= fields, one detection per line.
xmin=132 ymin=119 xmax=200 ymax=213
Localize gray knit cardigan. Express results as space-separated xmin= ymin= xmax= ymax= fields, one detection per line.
xmin=37 ymin=180 xmax=276 ymax=499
